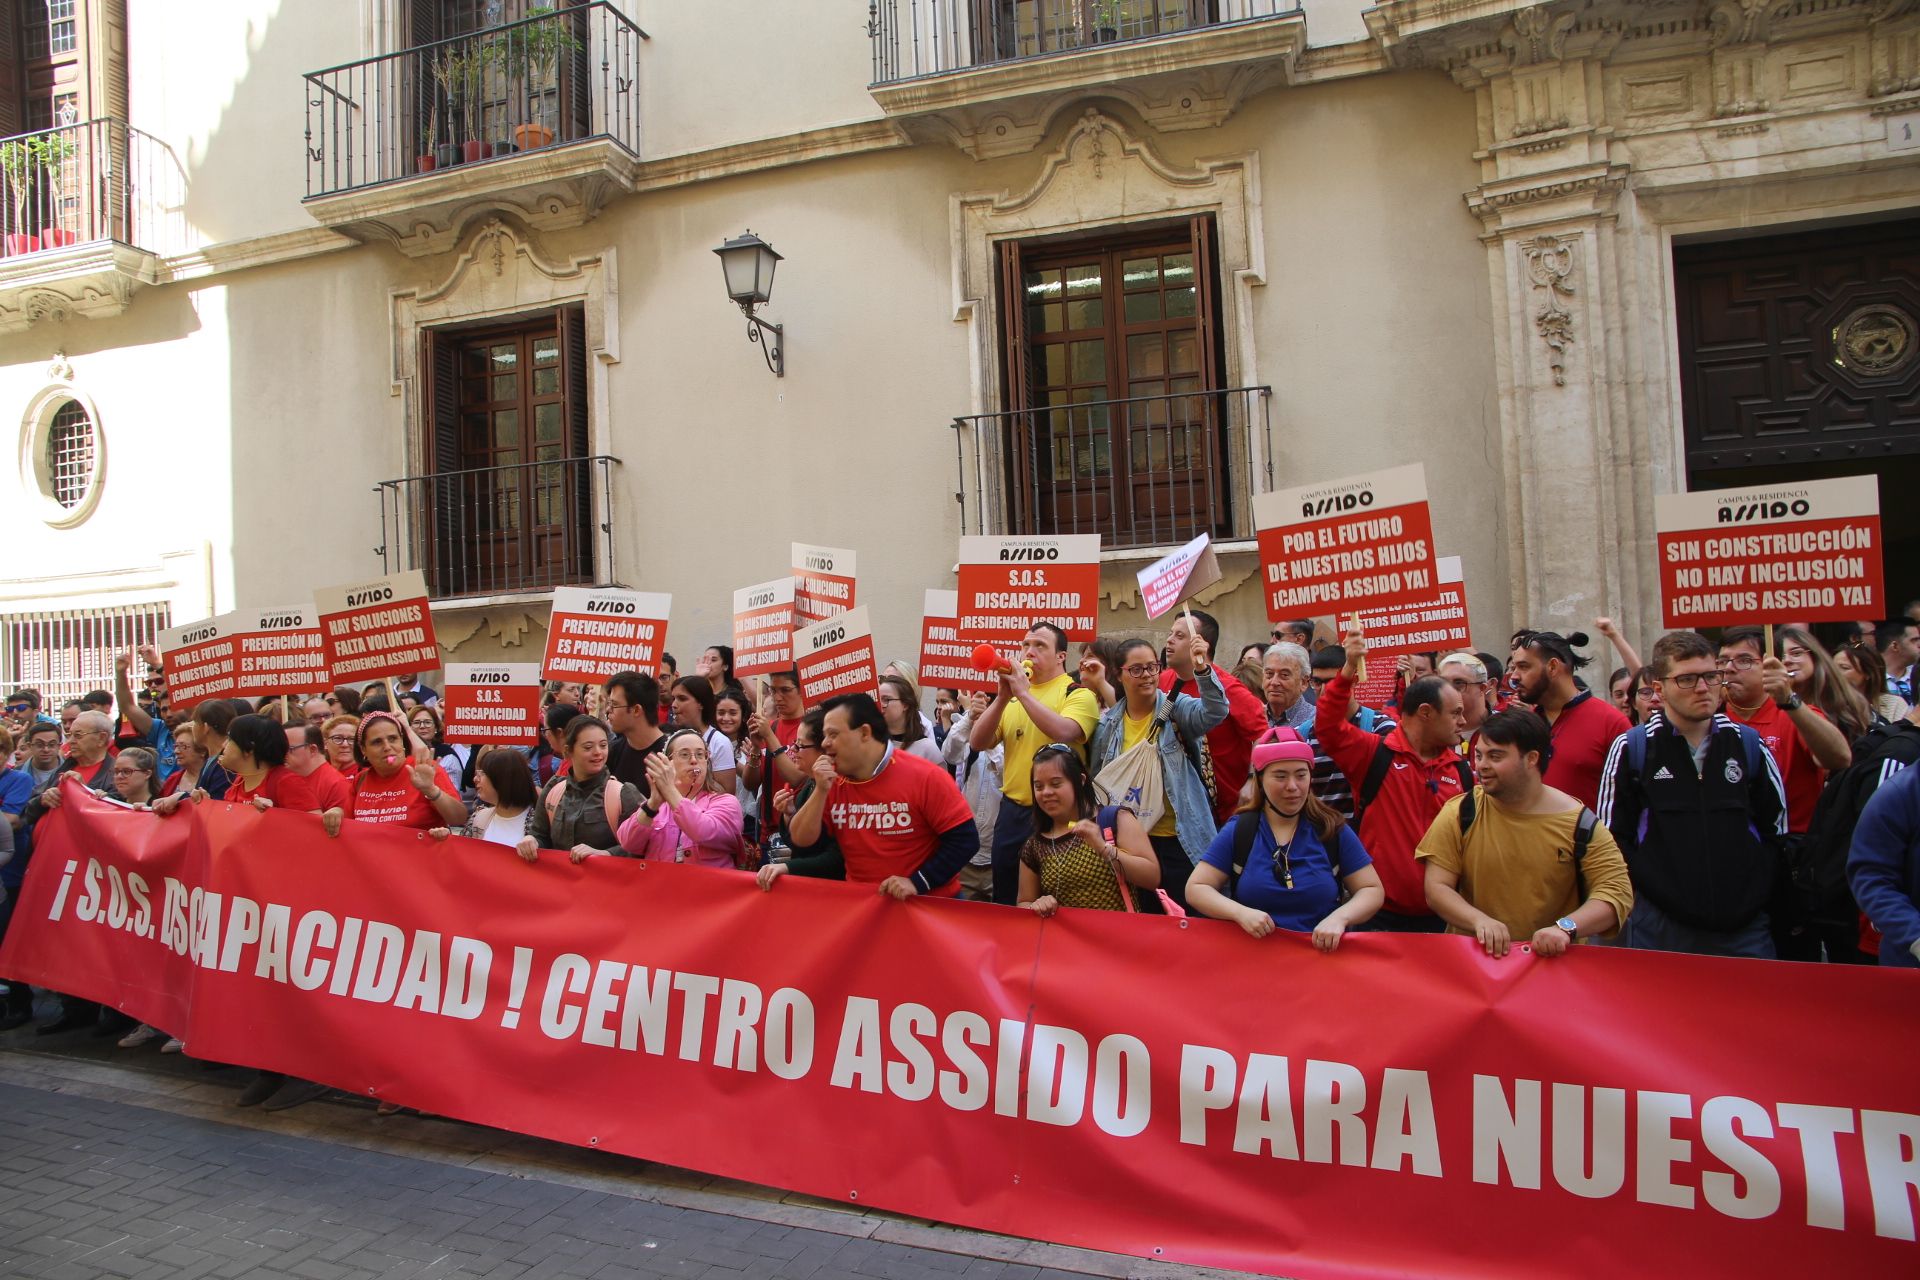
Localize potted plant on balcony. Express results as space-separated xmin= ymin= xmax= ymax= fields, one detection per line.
xmin=505 ymin=5 xmax=581 ymax=152
xmin=34 ymin=128 xmax=78 ymax=247
xmin=0 ymin=135 xmax=40 ymax=255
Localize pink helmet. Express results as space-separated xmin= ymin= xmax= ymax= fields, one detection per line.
xmin=1250 ymin=726 xmax=1314 ymax=774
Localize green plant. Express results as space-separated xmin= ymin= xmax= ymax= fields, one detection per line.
xmin=506 ymin=6 xmax=583 ymax=131
xmin=0 ymin=136 xmax=38 ymax=235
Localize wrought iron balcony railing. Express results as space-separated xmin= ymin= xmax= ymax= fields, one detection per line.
xmin=951 ymin=385 xmax=1273 ymax=551
xmin=376 ymin=456 xmax=620 ymax=599
xmin=0 ymin=117 xmax=184 ymax=258
xmin=304 ymin=1 xmax=645 ymax=199
xmin=870 ymin=0 xmax=1295 ymax=83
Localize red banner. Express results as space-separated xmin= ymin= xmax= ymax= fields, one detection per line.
xmin=440 ymin=662 xmax=543 ymax=747
xmin=792 ymin=542 xmax=857 ymax=626
xmin=229 ymin=606 xmax=329 ymax=701
xmin=792 ymin=606 xmax=878 ymax=703
xmin=1254 ymin=464 xmax=1441 ymax=617
xmin=919 ymin=590 xmax=994 ymax=694
xmin=8 ymin=784 xmax=1920 ymax=1280
xmin=313 ymin=571 xmax=441 ymax=686
xmin=158 ymin=612 xmax=242 ymax=711
xmin=541 ymin=588 xmax=671 ymax=682
xmin=733 ymin=578 xmax=796 ymax=678
xmin=1655 ymin=476 xmax=1883 ymax=628
xmin=956 ymin=534 xmax=1101 ymax=651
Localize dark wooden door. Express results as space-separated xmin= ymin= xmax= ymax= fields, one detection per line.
xmin=1674 ymin=217 xmax=1920 ymax=474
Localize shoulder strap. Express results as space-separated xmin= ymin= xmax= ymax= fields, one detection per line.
xmin=1355 ymin=739 xmax=1396 ymax=814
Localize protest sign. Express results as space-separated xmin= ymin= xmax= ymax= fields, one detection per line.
xmin=792 ymin=542 xmax=857 ymax=625
xmin=12 ymin=786 xmax=1920 ymax=1280
xmin=158 ymin=612 xmax=242 ymax=711
xmin=793 ymin=605 xmax=879 ymax=703
xmin=956 ymin=534 xmax=1102 ymax=654
xmin=313 ymin=571 xmax=440 ymax=686
xmin=541 ymin=588 xmax=671 ymax=683
xmin=919 ymin=589 xmax=995 ymax=694
xmin=1338 ymin=556 xmax=1473 ymax=658
xmin=228 ymin=607 xmax=329 ymax=701
xmin=1655 ymin=475 xmax=1883 ymax=627
xmin=1254 ymin=464 xmax=1441 ymax=617
xmin=733 ymin=577 xmax=797 ymax=677
xmin=1136 ymin=534 xmax=1222 ymax=620
xmin=440 ymin=663 xmax=543 ymax=746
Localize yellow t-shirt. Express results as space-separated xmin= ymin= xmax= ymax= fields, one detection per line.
xmin=1120 ymin=711 xmax=1178 ymax=837
xmin=1414 ymin=789 xmax=1635 ymax=940
xmin=997 ymin=672 xmax=1101 ymax=807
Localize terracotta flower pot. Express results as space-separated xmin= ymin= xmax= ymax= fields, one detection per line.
xmin=513 ymin=123 xmax=555 ymax=151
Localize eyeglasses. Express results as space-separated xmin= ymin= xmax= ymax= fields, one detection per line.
xmin=1663 ymin=672 xmax=1724 ymax=690
xmin=1121 ymin=663 xmax=1161 ymax=678
xmin=1717 ymin=655 xmax=1761 ymax=671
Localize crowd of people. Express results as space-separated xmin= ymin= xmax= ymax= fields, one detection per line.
xmin=4 ymin=604 xmax=1920 ymax=1111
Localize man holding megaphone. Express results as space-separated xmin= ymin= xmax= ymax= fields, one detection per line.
xmin=967 ymin=622 xmax=1102 ymax=905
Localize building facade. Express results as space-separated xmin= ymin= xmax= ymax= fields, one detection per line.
xmin=1 ymin=0 xmax=1915 ymax=699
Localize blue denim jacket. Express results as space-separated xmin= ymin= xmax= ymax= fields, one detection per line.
xmin=1089 ymin=664 xmax=1230 ymax=866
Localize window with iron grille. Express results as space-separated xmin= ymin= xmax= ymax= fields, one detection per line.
xmin=46 ymin=399 xmax=94 ymax=509
xmin=0 ymin=601 xmax=170 ymax=708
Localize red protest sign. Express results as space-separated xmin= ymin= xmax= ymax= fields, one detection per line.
xmin=1338 ymin=556 xmax=1472 ymax=659
xmin=793 ymin=605 xmax=878 ymax=703
xmin=541 ymin=588 xmax=670 ymax=683
xmin=158 ymin=612 xmax=241 ymax=712
xmin=1137 ymin=533 xmax=1223 ymax=620
xmin=956 ymin=535 xmax=1101 ymax=656
xmin=792 ymin=542 xmax=857 ymax=624
xmin=440 ymin=662 xmax=543 ymax=747
xmin=228 ymin=606 xmax=328 ymax=700
xmin=919 ymin=589 xmax=995 ymax=694
xmin=1655 ymin=475 xmax=1883 ymax=628
xmin=733 ymin=577 xmax=796 ymax=677
xmin=1254 ymin=464 xmax=1441 ymax=618
xmin=313 ymin=570 xmax=441 ymax=687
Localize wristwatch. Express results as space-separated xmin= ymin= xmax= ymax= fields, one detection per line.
xmin=1556 ymin=916 xmax=1578 ymax=941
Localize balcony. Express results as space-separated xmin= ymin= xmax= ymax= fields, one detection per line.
xmin=302 ymin=2 xmax=646 ymax=256
xmin=376 ymin=456 xmax=621 ymax=602
xmin=0 ymin=118 xmax=186 ymax=331
xmin=867 ymin=0 xmax=1307 ymax=158
xmin=951 ymin=385 xmax=1272 ymax=554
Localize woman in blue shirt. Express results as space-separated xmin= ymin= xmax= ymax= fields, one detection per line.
xmin=1188 ymin=727 xmax=1384 ymax=951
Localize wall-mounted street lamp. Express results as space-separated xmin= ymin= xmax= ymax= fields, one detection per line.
xmin=713 ymin=230 xmax=784 ymax=377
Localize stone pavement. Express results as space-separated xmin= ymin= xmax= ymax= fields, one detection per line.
xmin=0 ymin=1026 xmax=1265 ymax=1280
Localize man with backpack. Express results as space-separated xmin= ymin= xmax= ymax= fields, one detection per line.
xmin=1313 ymin=624 xmax=1468 ymax=931
xmin=1418 ymin=709 xmax=1633 ymax=957
xmin=1597 ymin=630 xmax=1788 ymax=958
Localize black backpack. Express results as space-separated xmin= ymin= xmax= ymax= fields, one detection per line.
xmin=1791 ymin=721 xmax=1920 ymax=919
xmin=1225 ymin=786 xmax=1598 ymax=899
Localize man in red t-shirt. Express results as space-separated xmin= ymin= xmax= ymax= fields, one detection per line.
xmin=775 ymin=693 xmax=976 ymax=898
xmin=1716 ymin=627 xmax=1852 ymax=832
xmin=1507 ymin=629 xmax=1631 ymax=811
xmin=1160 ymin=609 xmax=1267 ymax=823
xmin=286 ymin=722 xmax=351 ymax=814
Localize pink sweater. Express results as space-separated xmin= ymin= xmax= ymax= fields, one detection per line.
xmin=616 ymin=791 xmax=744 ymax=868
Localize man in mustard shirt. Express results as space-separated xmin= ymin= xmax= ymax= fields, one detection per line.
xmin=968 ymin=621 xmax=1101 ymax=904
xmin=1417 ymin=708 xmax=1634 ymax=957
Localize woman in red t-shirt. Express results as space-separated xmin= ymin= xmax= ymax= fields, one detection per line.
xmin=218 ymin=715 xmax=322 ymax=814
xmin=320 ymin=711 xmax=465 ymax=835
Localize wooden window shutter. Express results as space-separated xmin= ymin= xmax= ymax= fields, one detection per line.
xmin=558 ymin=303 xmax=592 ymax=580
xmin=422 ymin=327 xmax=462 ymax=595
xmin=0 ymin=3 xmax=21 ymax=138
xmin=1189 ymin=213 xmax=1220 ymax=392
